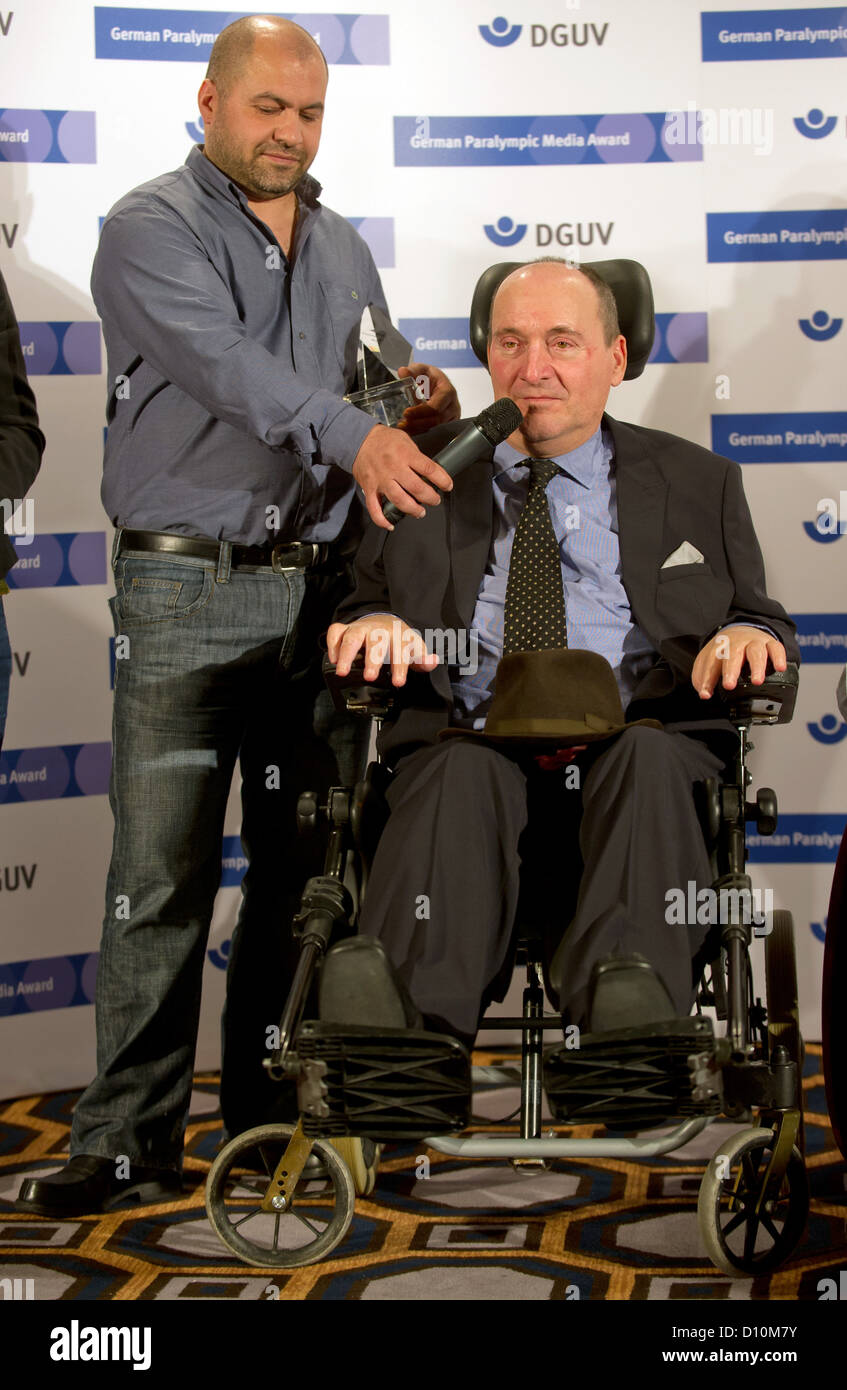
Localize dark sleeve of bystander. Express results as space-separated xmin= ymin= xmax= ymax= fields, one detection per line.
xmin=0 ymin=268 xmax=45 ymax=583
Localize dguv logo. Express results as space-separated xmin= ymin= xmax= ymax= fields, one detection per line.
xmin=484 ymin=215 xmax=527 ymax=246
xmin=479 ymin=16 xmax=522 ymax=46
xmin=794 ymin=108 xmax=838 ymax=139
xmin=207 ymin=937 xmax=231 ymax=970
xmin=799 ymin=309 xmax=842 ymax=340
xmin=807 ymin=713 xmax=847 ymax=744
xmin=483 ymin=215 xmax=614 ymax=249
xmin=479 ymin=15 xmax=609 ymax=48
xmin=185 ymin=114 xmax=204 ymax=143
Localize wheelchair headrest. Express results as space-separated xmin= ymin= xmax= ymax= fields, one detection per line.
xmin=469 ymin=258 xmax=655 ymax=381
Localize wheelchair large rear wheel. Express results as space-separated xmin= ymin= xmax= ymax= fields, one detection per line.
xmin=822 ymin=825 xmax=847 ymax=1161
xmin=765 ymin=910 xmax=802 ymax=1071
xmin=206 ymin=1124 xmax=355 ymax=1268
xmin=764 ymin=908 xmax=805 ymax=1151
xmin=697 ymin=1126 xmax=808 ymax=1276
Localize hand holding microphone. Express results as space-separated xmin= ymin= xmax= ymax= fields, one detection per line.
xmin=381 ymin=398 xmax=523 ymax=525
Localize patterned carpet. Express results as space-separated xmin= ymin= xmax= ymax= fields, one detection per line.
xmin=1 ymin=1044 xmax=845 ymax=1302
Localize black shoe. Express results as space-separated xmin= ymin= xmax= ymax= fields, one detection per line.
xmin=544 ymin=1015 xmax=719 ymax=1129
xmin=585 ymin=953 xmax=677 ymax=1033
xmin=305 ymin=939 xmax=470 ymax=1142
xmin=548 ymin=955 xmax=713 ymax=1130
xmin=319 ymin=936 xmax=422 ymax=1029
xmin=16 ymin=1155 xmax=182 ymax=1217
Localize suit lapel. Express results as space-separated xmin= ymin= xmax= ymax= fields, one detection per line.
xmin=606 ymin=415 xmax=667 ymax=635
xmin=447 ymin=451 xmax=496 ymax=630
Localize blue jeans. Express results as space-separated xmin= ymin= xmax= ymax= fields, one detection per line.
xmin=69 ymin=542 xmax=367 ymax=1169
xmin=0 ymin=595 xmax=10 ymax=751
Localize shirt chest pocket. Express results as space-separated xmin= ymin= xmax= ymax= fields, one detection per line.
xmin=318 ymin=280 xmax=364 ymax=387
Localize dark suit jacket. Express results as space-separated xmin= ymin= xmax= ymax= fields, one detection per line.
xmin=0 ymin=269 xmax=45 ymax=581
xmin=336 ymin=414 xmax=799 ymax=763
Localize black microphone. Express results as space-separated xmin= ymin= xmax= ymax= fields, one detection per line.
xmin=382 ymin=397 xmax=523 ymax=525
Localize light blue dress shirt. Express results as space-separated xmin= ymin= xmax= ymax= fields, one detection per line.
xmin=451 ymin=424 xmax=658 ymax=729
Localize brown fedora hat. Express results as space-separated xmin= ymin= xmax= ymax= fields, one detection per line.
xmin=441 ymin=648 xmax=662 ymax=746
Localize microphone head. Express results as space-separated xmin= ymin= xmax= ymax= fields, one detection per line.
xmin=475 ymin=397 xmax=523 ymax=445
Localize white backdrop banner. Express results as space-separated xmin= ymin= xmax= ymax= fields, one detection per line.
xmin=1 ymin=0 xmax=845 ymax=1097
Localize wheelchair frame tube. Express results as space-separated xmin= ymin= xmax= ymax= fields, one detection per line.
xmin=520 ymin=962 xmax=545 ymax=1141
xmin=267 ymin=812 xmax=353 ymax=1076
xmin=724 ymin=723 xmax=753 ymax=1054
xmin=428 ymin=1117 xmax=712 ymax=1159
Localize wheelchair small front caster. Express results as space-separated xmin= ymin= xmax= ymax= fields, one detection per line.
xmin=206 ymin=1123 xmax=355 ymax=1268
xmin=697 ymin=1125 xmax=808 ymax=1276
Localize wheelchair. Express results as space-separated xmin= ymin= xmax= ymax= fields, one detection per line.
xmin=205 ymin=259 xmax=809 ymax=1278
xmin=822 ymin=665 xmax=847 ymax=1162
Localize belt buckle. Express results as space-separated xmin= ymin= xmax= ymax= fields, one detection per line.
xmin=271 ymin=542 xmax=317 ymax=573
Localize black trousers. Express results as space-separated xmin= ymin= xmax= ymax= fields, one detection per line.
xmin=357 ymin=726 xmax=727 ymax=1038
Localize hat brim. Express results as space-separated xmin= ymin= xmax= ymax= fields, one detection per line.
xmin=439 ymin=714 xmax=663 ymax=746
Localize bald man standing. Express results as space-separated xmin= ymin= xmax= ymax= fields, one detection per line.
xmin=18 ymin=16 xmax=458 ymax=1217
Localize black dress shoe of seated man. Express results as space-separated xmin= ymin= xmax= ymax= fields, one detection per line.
xmin=17 ymin=1155 xmax=182 ymax=1218
xmin=585 ymin=953 xmax=678 ymax=1034
xmin=319 ymin=936 xmax=424 ymax=1030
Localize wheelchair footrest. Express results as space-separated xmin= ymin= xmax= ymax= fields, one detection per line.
xmin=296 ymin=1021 xmax=472 ymax=1140
xmin=543 ymin=1016 xmax=721 ymax=1128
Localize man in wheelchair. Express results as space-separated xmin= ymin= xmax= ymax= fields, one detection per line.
xmin=322 ymin=258 xmax=798 ymax=1121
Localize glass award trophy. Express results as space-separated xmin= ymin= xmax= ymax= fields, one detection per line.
xmin=345 ymin=304 xmax=419 ymax=427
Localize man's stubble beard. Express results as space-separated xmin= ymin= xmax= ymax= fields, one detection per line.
xmin=205 ymin=129 xmax=309 ymax=198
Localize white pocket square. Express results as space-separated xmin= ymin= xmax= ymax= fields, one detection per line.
xmin=662 ymin=541 xmax=705 ymax=569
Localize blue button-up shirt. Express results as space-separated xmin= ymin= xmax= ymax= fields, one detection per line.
xmin=452 ymin=425 xmax=658 ymax=727
xmin=93 ymin=145 xmax=387 ymax=545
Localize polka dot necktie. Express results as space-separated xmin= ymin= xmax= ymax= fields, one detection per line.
xmin=503 ymin=458 xmax=567 ymax=655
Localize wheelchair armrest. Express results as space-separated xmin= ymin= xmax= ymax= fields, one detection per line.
xmin=716 ymin=661 xmax=799 ymax=725
xmin=322 ymin=653 xmax=397 ymax=718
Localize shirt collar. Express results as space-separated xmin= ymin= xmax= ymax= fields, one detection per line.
xmin=492 ymin=423 xmax=609 ymax=490
xmin=186 ymin=144 xmax=323 ymax=213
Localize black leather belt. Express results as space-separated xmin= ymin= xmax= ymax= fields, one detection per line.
xmin=117 ymin=529 xmax=333 ymax=573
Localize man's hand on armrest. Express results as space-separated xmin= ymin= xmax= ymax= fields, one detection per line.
xmin=692 ymin=625 xmax=787 ymax=701
xmin=352 ymin=425 xmax=453 ymax=531
xmin=326 ymin=614 xmax=440 ymax=687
